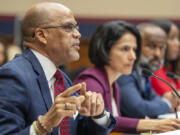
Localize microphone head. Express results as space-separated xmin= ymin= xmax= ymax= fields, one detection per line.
xmin=142 ymin=68 xmax=153 ymax=76
xmin=167 ymin=72 xmax=180 ymax=79
xmin=167 ymin=72 xmax=175 ymax=78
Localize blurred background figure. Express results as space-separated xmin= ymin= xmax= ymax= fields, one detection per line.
xmin=0 ymin=40 xmax=7 ymax=66
xmin=74 ymin=21 xmax=180 ymax=134
xmin=150 ymin=20 xmax=180 ymax=110
xmin=6 ymin=44 xmax=22 ymax=61
xmin=175 ymin=55 xmax=180 ymax=76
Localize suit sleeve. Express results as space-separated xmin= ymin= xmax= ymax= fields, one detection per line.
xmin=117 ymin=74 xmax=171 ymax=118
xmin=77 ymin=114 xmax=116 ymax=135
xmin=0 ymin=68 xmax=31 ymax=135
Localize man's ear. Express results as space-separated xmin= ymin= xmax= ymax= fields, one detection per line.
xmin=34 ymin=28 xmax=48 ymax=45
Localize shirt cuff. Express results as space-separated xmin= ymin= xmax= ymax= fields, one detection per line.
xmin=30 ymin=124 xmax=38 ymax=135
xmin=162 ymin=98 xmax=172 ymax=109
xmin=91 ymin=110 xmax=111 ymax=127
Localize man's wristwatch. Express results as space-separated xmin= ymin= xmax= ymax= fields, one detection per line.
xmin=93 ymin=110 xmax=106 ymax=119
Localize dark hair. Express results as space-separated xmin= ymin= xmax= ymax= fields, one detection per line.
xmin=151 ymin=19 xmax=172 ymax=35
xmin=89 ymin=20 xmax=141 ymax=67
xmin=151 ymin=19 xmax=178 ymax=72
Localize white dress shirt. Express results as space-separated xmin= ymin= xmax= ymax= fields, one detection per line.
xmin=111 ymin=98 xmax=119 ymax=117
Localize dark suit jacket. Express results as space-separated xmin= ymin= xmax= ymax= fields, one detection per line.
xmin=74 ymin=66 xmax=139 ymax=133
xmin=0 ymin=49 xmax=116 ymax=135
xmin=117 ymin=68 xmax=170 ymax=118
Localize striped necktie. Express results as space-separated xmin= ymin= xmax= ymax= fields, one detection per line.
xmin=144 ymin=76 xmax=151 ymax=98
xmin=54 ymin=70 xmax=70 ymax=135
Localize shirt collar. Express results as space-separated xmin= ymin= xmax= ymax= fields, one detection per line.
xmin=136 ymin=65 xmax=143 ymax=76
xmin=31 ymin=49 xmax=57 ymax=81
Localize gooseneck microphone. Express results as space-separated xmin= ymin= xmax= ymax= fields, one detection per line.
xmin=142 ymin=68 xmax=180 ymax=99
xmin=167 ymin=72 xmax=180 ymax=79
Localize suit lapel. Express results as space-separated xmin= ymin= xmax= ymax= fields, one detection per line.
xmin=23 ymin=49 xmax=53 ymax=110
xmin=37 ymin=74 xmax=53 ymax=110
xmin=133 ymin=70 xmax=146 ymax=96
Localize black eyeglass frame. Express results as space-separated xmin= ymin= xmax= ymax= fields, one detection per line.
xmin=32 ymin=23 xmax=79 ymax=37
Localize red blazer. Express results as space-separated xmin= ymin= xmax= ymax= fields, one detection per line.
xmin=151 ymin=66 xmax=180 ymax=96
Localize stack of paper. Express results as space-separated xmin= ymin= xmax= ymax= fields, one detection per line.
xmin=158 ymin=112 xmax=180 ymax=119
xmin=155 ymin=130 xmax=180 ymax=135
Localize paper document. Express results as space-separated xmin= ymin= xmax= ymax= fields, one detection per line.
xmin=158 ymin=111 xmax=180 ymax=119
xmin=155 ymin=130 xmax=180 ymax=135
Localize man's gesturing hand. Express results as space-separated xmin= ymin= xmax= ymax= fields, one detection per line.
xmin=40 ymin=83 xmax=85 ymax=129
xmin=79 ymin=82 xmax=105 ymax=117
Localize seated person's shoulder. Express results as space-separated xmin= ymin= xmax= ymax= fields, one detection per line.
xmin=74 ymin=69 xmax=105 ymax=94
xmin=117 ymin=71 xmax=137 ymax=84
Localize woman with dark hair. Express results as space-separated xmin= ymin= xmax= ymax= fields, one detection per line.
xmin=151 ymin=19 xmax=180 ymax=103
xmin=74 ymin=21 xmax=180 ymax=133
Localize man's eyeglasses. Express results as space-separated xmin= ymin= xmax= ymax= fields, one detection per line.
xmin=32 ymin=23 xmax=79 ymax=37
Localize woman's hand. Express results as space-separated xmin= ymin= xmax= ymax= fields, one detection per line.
xmin=155 ymin=118 xmax=180 ymax=132
xmin=137 ymin=118 xmax=180 ymax=133
xmin=162 ymin=92 xmax=179 ymax=112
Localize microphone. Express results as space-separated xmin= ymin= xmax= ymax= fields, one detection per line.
xmin=142 ymin=68 xmax=180 ymax=99
xmin=167 ymin=72 xmax=180 ymax=79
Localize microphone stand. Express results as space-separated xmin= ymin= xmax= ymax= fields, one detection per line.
xmin=167 ymin=72 xmax=180 ymax=80
xmin=151 ymin=73 xmax=180 ymax=99
xmin=143 ymin=68 xmax=180 ymax=119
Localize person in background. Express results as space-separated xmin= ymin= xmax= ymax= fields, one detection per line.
xmin=175 ymin=55 xmax=180 ymax=77
xmin=74 ymin=21 xmax=180 ymax=134
xmin=117 ymin=23 xmax=178 ymax=118
xmin=0 ymin=2 xmax=116 ymax=135
xmin=6 ymin=44 xmax=22 ymax=61
xmin=150 ymin=20 xmax=180 ymax=110
xmin=0 ymin=40 xmax=7 ymax=66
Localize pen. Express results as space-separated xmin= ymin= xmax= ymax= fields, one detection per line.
xmin=175 ymin=107 xmax=178 ymax=119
